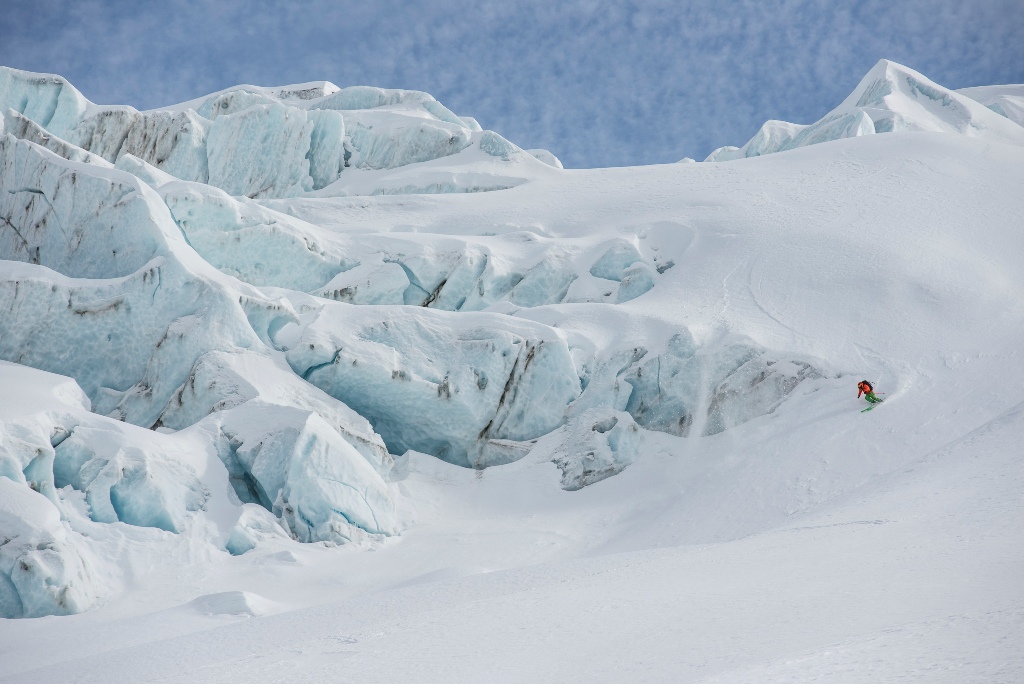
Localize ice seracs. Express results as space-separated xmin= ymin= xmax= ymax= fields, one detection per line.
xmin=0 ymin=66 xmax=563 ymax=200
xmin=0 ymin=478 xmax=98 ymax=618
xmin=286 ymin=302 xmax=582 ymax=469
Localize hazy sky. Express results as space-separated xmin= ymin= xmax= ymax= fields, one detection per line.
xmin=2 ymin=0 xmax=1022 ymax=167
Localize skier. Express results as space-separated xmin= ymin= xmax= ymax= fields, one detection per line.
xmin=857 ymin=380 xmax=882 ymax=405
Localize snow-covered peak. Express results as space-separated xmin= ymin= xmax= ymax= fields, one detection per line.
xmin=706 ymin=59 xmax=1024 ymax=161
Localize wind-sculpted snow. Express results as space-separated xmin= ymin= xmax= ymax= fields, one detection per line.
xmin=287 ymin=303 xmax=581 ymax=468
xmin=706 ymin=60 xmax=1024 ymax=161
xmin=0 ymin=479 xmax=98 ymax=618
xmin=958 ymin=84 xmax=1024 ymax=129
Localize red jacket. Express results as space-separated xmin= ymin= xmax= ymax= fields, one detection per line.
xmin=858 ymin=382 xmax=873 ymax=398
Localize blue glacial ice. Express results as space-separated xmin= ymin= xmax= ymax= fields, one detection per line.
xmin=287 ymin=304 xmax=582 ymax=468
xmin=550 ymin=332 xmax=828 ymax=488
xmin=217 ymin=403 xmax=397 ymax=542
xmin=2 ymin=66 xmax=558 ymax=202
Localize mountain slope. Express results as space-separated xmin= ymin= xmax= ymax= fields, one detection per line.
xmin=1 ymin=59 xmax=1023 ymax=681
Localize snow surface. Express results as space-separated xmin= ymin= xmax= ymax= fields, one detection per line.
xmin=1 ymin=59 xmax=1023 ymax=682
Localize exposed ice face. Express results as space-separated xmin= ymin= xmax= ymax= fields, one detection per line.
xmin=615 ymin=262 xmax=656 ymax=303
xmin=287 ymin=304 xmax=582 ymax=468
xmin=317 ymin=261 xmax=411 ymax=306
xmin=7 ymin=57 xmax=1011 ymax=629
xmin=3 ymin=108 xmax=109 ymax=166
xmin=0 ymin=134 xmax=300 ymax=428
xmin=0 ymin=67 xmax=538 ymax=202
xmin=53 ymin=424 xmax=207 ymax=532
xmin=705 ymin=356 xmax=824 ymax=436
xmin=119 ymin=109 xmax=211 ymax=183
xmin=0 ymin=136 xmax=169 ymax=279
xmin=157 ymin=349 xmax=393 ymax=477
xmin=345 ymin=112 xmax=472 ymax=170
xmin=0 ymin=68 xmax=89 ymax=141
xmin=207 ymin=103 xmax=315 ymax=198
xmin=158 ymin=179 xmax=353 ymax=291
xmin=622 ymin=333 xmax=700 ymax=437
xmin=552 ymin=345 xmax=649 ymax=490
xmin=549 ymin=331 xmax=829 ymax=489
xmin=218 ymin=404 xmax=397 ymax=541
xmin=590 ymin=241 xmax=644 ymax=281
xmin=479 ymin=131 xmax=521 ymax=161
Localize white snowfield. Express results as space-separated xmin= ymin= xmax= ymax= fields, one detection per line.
xmin=0 ymin=58 xmax=1023 ymax=682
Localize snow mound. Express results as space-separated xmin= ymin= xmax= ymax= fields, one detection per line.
xmin=187 ymin=590 xmax=279 ymax=617
xmin=0 ymin=479 xmax=98 ymax=618
xmin=706 ymin=60 xmax=1024 ymax=161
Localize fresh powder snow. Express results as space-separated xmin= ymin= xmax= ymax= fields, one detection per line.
xmin=0 ymin=58 xmax=1023 ymax=682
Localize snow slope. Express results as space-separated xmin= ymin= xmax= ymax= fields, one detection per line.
xmin=1 ymin=60 xmax=1023 ymax=682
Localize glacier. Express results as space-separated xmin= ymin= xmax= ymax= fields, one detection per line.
xmin=1 ymin=57 xmax=1023 ymax=682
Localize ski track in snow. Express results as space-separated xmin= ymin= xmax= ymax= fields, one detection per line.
xmin=1 ymin=60 xmax=1024 ymax=682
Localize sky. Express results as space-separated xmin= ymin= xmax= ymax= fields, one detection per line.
xmin=2 ymin=0 xmax=1022 ymax=168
